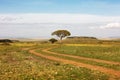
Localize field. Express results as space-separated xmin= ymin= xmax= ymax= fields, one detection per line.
xmin=0 ymin=41 xmax=120 ymax=80
xmin=51 ymin=44 xmax=120 ymax=62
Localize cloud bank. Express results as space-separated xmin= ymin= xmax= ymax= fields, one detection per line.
xmin=90 ymin=22 xmax=120 ymax=29
xmin=0 ymin=13 xmax=120 ymax=24
xmin=0 ymin=13 xmax=120 ymax=38
xmin=100 ymin=22 xmax=120 ymax=29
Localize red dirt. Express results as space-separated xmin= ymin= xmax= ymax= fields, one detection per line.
xmin=29 ymin=49 xmax=120 ymax=80
xmin=43 ymin=47 xmax=120 ymax=65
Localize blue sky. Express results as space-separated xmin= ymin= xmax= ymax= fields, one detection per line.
xmin=0 ymin=0 xmax=120 ymax=39
xmin=0 ymin=0 xmax=120 ymax=15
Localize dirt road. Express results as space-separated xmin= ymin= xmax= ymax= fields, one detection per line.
xmin=43 ymin=47 xmax=120 ymax=65
xmin=29 ymin=48 xmax=120 ymax=80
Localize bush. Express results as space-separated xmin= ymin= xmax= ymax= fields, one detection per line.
xmin=0 ymin=39 xmax=13 ymax=43
xmin=49 ymin=38 xmax=58 ymax=44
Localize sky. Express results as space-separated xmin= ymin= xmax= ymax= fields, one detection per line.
xmin=0 ymin=0 xmax=120 ymax=39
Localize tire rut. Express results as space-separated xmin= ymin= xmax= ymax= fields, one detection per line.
xmin=44 ymin=47 xmax=120 ymax=65
xmin=29 ymin=49 xmax=120 ymax=80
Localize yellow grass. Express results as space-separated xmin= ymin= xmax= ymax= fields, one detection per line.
xmin=65 ymin=44 xmax=112 ymax=47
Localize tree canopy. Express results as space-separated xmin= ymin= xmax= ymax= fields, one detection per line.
xmin=52 ymin=30 xmax=71 ymax=40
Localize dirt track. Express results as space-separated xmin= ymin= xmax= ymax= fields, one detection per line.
xmin=43 ymin=47 xmax=120 ymax=65
xmin=29 ymin=48 xmax=120 ymax=80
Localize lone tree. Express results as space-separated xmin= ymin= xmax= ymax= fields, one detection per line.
xmin=49 ymin=38 xmax=58 ymax=44
xmin=52 ymin=30 xmax=71 ymax=41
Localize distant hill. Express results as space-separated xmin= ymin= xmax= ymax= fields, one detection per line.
xmin=60 ymin=36 xmax=120 ymax=44
xmin=60 ymin=36 xmax=98 ymax=44
xmin=67 ymin=36 xmax=98 ymax=40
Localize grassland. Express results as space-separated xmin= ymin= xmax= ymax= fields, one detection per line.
xmin=51 ymin=44 xmax=120 ymax=62
xmin=48 ymin=44 xmax=120 ymax=71
xmin=37 ymin=49 xmax=120 ymax=71
xmin=0 ymin=43 xmax=109 ymax=80
xmin=34 ymin=43 xmax=120 ymax=79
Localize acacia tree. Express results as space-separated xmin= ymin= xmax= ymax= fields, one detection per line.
xmin=52 ymin=30 xmax=71 ymax=41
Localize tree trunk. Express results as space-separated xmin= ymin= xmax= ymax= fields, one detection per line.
xmin=60 ymin=36 xmax=62 ymax=43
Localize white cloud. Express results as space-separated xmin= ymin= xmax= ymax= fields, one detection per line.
xmin=99 ymin=22 xmax=120 ymax=29
xmin=0 ymin=14 xmax=120 ymax=38
xmin=0 ymin=13 xmax=120 ymax=24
